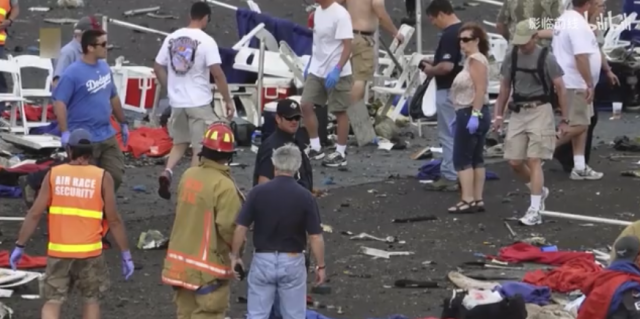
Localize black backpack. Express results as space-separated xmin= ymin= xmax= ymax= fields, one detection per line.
xmin=509 ymin=47 xmax=558 ymax=109
xmin=440 ymin=290 xmax=527 ymax=319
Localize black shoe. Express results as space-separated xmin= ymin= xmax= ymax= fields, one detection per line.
xmin=401 ymin=15 xmax=416 ymax=26
xmin=322 ymin=152 xmax=347 ymax=167
xmin=306 ymin=148 xmax=326 ymax=160
xmin=18 ymin=176 xmax=36 ymax=209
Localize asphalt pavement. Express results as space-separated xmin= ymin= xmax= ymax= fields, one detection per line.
xmin=0 ymin=0 xmax=635 ymax=317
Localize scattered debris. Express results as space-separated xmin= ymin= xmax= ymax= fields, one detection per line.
xmin=322 ymin=177 xmax=335 ymax=185
xmin=410 ymin=147 xmax=433 ymax=160
xmin=0 ymin=302 xmax=12 ymax=318
xmin=123 ymin=6 xmax=161 ymax=17
xmin=28 ymin=7 xmax=51 ymax=12
xmin=147 ymin=13 xmax=179 ymax=19
xmin=44 ymin=18 xmax=79 ymax=25
xmin=57 ymin=0 xmax=83 ymax=8
xmin=310 ymin=284 xmax=331 ymax=294
xmin=349 ymin=232 xmax=402 ymax=244
xmin=360 ymin=246 xmax=414 ymax=259
xmin=394 ymin=279 xmax=440 ymax=288
xmin=137 ymin=230 xmax=168 ymax=250
xmin=391 ymin=215 xmax=437 ymax=223
xmin=320 ymin=224 xmax=333 ymax=233
xmin=503 ymin=221 xmax=517 ymax=237
xmin=422 ymin=260 xmax=436 ymax=266
xmin=343 ymin=270 xmax=372 ymax=278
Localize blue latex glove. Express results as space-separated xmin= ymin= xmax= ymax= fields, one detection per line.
xmin=121 ymin=250 xmax=134 ymax=280
xmin=449 ymin=117 xmax=456 ymax=136
xmin=60 ymin=131 xmax=70 ymax=146
xmin=121 ymin=124 xmax=129 ymax=147
xmin=467 ymin=111 xmax=480 ymax=134
xmin=9 ymin=247 xmax=24 ymax=270
xmin=324 ymin=66 xmax=341 ymax=89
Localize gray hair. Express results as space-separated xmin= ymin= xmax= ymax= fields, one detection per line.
xmin=271 ymin=143 xmax=302 ymax=175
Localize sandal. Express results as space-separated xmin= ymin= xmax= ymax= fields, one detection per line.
xmin=448 ymin=201 xmax=476 ymax=214
xmin=471 ymin=200 xmax=486 ymax=212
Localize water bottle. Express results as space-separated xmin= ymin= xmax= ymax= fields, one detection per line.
xmin=251 ymin=131 xmax=262 ymax=147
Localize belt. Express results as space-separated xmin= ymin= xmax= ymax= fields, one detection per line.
xmin=255 ymin=249 xmax=302 ymax=254
xmin=353 ymin=30 xmax=375 ymax=36
xmin=515 ymin=101 xmax=546 ymax=108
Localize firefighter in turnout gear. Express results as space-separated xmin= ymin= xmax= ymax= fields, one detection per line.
xmin=162 ymin=122 xmax=244 ymax=319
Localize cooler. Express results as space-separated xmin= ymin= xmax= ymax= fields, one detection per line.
xmin=111 ymin=66 xmax=159 ymax=114
xmin=261 ymin=77 xmax=294 ymax=111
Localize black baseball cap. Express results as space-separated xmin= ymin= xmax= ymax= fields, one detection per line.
xmin=67 ymin=129 xmax=92 ymax=147
xmin=613 ymin=236 xmax=640 ymax=262
xmin=276 ymin=99 xmax=301 ymax=118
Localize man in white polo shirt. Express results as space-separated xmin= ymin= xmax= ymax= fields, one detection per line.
xmin=153 ymin=2 xmax=235 ymax=199
xmin=301 ymin=0 xmax=353 ymax=168
xmin=551 ymin=0 xmax=604 ymax=180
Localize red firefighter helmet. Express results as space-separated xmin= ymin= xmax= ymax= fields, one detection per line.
xmin=307 ymin=11 xmax=314 ymax=29
xmin=202 ymin=122 xmax=235 ymax=153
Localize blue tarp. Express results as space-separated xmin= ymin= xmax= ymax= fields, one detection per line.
xmin=235 ymin=8 xmax=313 ymax=56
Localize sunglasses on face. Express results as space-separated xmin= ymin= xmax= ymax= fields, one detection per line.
xmin=284 ymin=115 xmax=301 ymax=122
xmin=459 ymin=37 xmax=476 ymax=43
xmin=91 ymin=41 xmax=107 ymax=48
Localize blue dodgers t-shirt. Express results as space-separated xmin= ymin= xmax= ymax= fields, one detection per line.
xmin=52 ymin=60 xmax=118 ymax=142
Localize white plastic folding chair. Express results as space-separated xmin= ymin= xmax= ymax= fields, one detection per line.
xmin=0 ymin=59 xmax=29 ymax=134
xmin=11 ymin=55 xmax=54 ymax=124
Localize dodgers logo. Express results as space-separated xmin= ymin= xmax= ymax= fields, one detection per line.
xmin=85 ymin=74 xmax=111 ymax=94
xmin=168 ymin=36 xmax=200 ymax=75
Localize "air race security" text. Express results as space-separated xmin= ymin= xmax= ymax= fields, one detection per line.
xmin=53 ymin=175 xmax=97 ymax=198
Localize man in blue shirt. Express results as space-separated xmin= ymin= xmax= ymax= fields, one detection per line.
xmin=52 ymin=29 xmax=129 ymax=191
xmin=421 ymin=0 xmax=463 ymax=192
xmin=52 ymin=16 xmax=102 ymax=87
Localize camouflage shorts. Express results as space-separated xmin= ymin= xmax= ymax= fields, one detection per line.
xmin=40 ymin=255 xmax=110 ymax=302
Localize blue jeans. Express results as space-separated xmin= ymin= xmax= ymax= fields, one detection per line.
xmin=453 ymin=106 xmax=491 ymax=171
xmin=436 ymin=89 xmax=457 ymax=181
xmin=248 ymin=253 xmax=307 ymax=319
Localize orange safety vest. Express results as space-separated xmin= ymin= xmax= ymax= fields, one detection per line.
xmin=0 ymin=0 xmax=10 ymax=45
xmin=48 ymin=164 xmax=107 ymax=259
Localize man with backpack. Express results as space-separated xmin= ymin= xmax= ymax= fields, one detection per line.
xmin=492 ymin=20 xmax=569 ymax=226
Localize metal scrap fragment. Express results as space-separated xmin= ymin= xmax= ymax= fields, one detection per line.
xmin=123 ymin=6 xmax=161 ymax=17
xmin=44 ymin=18 xmax=78 ymax=25
xmin=28 ymin=7 xmax=51 ymax=12
xmin=147 ymin=13 xmax=178 ymax=19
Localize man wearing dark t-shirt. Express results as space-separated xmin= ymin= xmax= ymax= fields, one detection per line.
xmin=253 ymin=99 xmax=313 ymax=191
xmin=422 ymin=0 xmax=463 ymax=191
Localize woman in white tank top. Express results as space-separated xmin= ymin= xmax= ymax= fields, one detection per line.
xmin=448 ymin=22 xmax=492 ymax=214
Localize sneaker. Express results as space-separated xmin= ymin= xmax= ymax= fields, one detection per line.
xmin=322 ymin=151 xmax=347 ymax=167
xmin=18 ymin=176 xmax=36 ymax=209
xmin=306 ymin=148 xmax=325 ymax=160
xmin=570 ymin=166 xmax=604 ymax=180
xmin=158 ymin=169 xmax=173 ymax=200
xmin=540 ymin=187 xmax=549 ymax=212
xmin=519 ymin=208 xmax=542 ymax=226
xmin=423 ymin=178 xmax=459 ymax=192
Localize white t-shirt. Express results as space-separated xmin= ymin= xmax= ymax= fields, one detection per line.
xmin=551 ymin=10 xmax=601 ymax=89
xmin=308 ymin=2 xmax=353 ymax=78
xmin=155 ymin=28 xmax=221 ymax=108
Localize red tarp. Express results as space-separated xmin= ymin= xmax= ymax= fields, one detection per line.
xmin=110 ymin=117 xmax=172 ymax=158
xmin=496 ymin=242 xmax=595 ymax=266
xmin=0 ymin=251 xmax=47 ymax=269
xmin=1 ymin=104 xmax=55 ymax=122
xmin=523 ymin=257 xmax=602 ymax=292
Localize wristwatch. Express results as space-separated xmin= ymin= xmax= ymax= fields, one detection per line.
xmin=316 ymin=265 xmax=326 ymax=270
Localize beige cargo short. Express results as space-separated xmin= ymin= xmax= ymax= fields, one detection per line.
xmin=351 ymin=34 xmax=375 ymax=81
xmin=301 ymin=74 xmax=352 ymax=113
xmin=504 ymin=103 xmax=556 ymax=160
xmin=169 ymin=105 xmax=221 ymax=151
xmin=566 ymin=89 xmax=593 ymax=126
xmin=40 ymin=255 xmax=110 ymax=303
xmin=174 ymin=283 xmax=230 ymax=319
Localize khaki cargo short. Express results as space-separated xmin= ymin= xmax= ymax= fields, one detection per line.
xmin=351 ymin=34 xmax=375 ymax=81
xmin=174 ymin=283 xmax=230 ymax=319
xmin=301 ymin=74 xmax=352 ymax=113
xmin=169 ymin=105 xmax=221 ymax=150
xmin=504 ymin=103 xmax=556 ymax=160
xmin=92 ymin=136 xmax=125 ymax=191
xmin=40 ymin=255 xmax=110 ymax=303
xmin=566 ymin=89 xmax=593 ymax=126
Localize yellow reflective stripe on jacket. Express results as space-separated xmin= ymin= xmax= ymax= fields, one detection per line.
xmin=49 ymin=206 xmax=103 ymax=219
xmin=0 ymin=8 xmax=6 ymax=16
xmin=48 ymin=241 xmax=102 ymax=252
